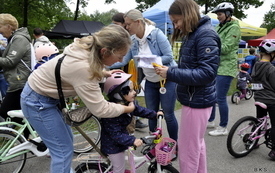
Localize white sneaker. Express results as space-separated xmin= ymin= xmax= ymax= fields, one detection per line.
xmin=208 ymin=126 xmax=228 ymax=136
xmin=207 ymin=121 xmax=215 ymax=128
xmin=236 ymin=97 xmax=240 ymax=105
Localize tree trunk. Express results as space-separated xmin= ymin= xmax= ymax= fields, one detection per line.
xmin=74 ymin=0 xmax=80 ymax=21
xmin=23 ymin=0 xmax=28 ymax=27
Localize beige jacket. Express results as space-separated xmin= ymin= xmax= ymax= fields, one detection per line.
xmin=28 ymin=43 xmax=124 ymax=118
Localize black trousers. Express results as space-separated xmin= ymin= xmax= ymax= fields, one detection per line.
xmin=0 ymin=88 xmax=30 ymax=138
xmin=256 ymin=104 xmax=275 ymax=149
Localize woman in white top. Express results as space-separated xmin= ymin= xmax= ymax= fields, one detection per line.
xmin=109 ymin=9 xmax=178 ymax=141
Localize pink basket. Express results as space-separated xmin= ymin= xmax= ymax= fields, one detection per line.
xmin=155 ymin=137 xmax=177 ymax=165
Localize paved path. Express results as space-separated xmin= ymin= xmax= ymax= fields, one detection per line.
xmin=12 ymin=96 xmax=275 ymax=173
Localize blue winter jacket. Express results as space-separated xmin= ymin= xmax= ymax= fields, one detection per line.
xmin=167 ymin=16 xmax=221 ymax=108
xmin=100 ymin=102 xmax=156 ymax=155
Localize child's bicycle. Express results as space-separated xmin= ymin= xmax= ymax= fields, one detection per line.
xmin=74 ymin=114 xmax=179 ymax=173
xmin=227 ymin=102 xmax=272 ymax=158
xmin=0 ymin=108 xmax=101 ymax=173
xmin=231 ymin=87 xmax=253 ymax=104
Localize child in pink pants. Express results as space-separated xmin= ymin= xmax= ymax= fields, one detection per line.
xmin=179 ymin=106 xmax=212 ymax=173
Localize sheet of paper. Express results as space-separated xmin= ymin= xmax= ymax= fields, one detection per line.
xmin=134 ymin=55 xmax=163 ymax=69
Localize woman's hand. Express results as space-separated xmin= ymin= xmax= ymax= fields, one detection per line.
xmin=154 ymin=66 xmax=168 ymax=78
xmin=133 ymin=138 xmax=143 ymax=147
xmin=103 ymin=69 xmax=124 ymax=77
xmin=123 ymin=101 xmax=135 ymax=113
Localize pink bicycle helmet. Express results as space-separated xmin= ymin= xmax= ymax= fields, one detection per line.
xmin=104 ymin=72 xmax=132 ymax=95
xmin=35 ymin=43 xmax=59 ymax=61
xmin=259 ymin=39 xmax=275 ymax=53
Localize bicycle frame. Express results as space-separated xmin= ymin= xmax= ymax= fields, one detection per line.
xmin=76 ymin=115 xmax=171 ymax=173
xmin=0 ymin=114 xmax=49 ymax=162
xmin=238 ymin=116 xmax=269 ymax=142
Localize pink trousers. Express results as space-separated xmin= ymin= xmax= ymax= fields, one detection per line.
xmin=178 ymin=106 xmax=212 ymax=173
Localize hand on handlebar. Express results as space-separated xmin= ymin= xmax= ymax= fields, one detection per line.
xmin=134 ymin=138 xmax=143 ymax=147
xmin=157 ymin=110 xmax=164 ymax=118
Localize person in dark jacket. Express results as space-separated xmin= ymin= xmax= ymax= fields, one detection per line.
xmin=101 ymin=72 xmax=162 ymax=173
xmin=154 ymin=0 xmax=220 ymax=172
xmin=235 ymin=63 xmax=252 ymax=105
xmin=251 ymin=39 xmax=275 ymax=160
xmin=0 ymin=14 xmax=32 ymax=138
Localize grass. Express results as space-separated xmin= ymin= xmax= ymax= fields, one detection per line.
xmin=136 ymin=77 xmax=238 ymax=111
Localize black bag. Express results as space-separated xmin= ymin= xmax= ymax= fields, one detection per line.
xmin=55 ymin=55 xmax=92 ymax=127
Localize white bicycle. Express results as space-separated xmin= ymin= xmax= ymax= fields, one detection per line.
xmin=0 ymin=108 xmax=101 ymax=173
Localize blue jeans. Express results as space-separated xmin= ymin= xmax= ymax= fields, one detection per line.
xmin=20 ymin=83 xmax=74 ymax=173
xmin=144 ymin=80 xmax=178 ymax=141
xmin=209 ymin=75 xmax=233 ymax=127
xmin=0 ymin=73 xmax=8 ymax=98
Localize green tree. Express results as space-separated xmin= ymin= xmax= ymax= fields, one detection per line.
xmin=195 ymin=0 xmax=264 ymax=19
xmin=261 ymin=3 xmax=275 ymax=32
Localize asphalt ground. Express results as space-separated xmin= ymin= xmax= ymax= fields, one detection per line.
xmin=8 ymin=96 xmax=275 ymax=173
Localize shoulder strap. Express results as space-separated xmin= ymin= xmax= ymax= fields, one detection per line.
xmin=55 ymin=55 xmax=66 ymax=109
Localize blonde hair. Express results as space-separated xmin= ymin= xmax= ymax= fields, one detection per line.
xmin=124 ymin=9 xmax=156 ymax=26
xmin=0 ymin=13 xmax=18 ymax=30
xmin=169 ymin=0 xmax=201 ymax=43
xmin=74 ymin=24 xmax=131 ymax=80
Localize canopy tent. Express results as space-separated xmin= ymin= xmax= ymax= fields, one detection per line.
xmin=44 ymin=20 xmax=105 ymax=39
xmin=142 ymin=0 xmax=219 ymax=35
xmin=239 ymin=40 xmax=246 ymax=48
xmin=247 ymin=28 xmax=275 ymax=47
xmin=206 ymin=13 xmax=267 ymax=37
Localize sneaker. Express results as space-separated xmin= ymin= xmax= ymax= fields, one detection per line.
xmin=207 ymin=121 xmax=215 ymax=128
xmin=268 ymin=150 xmax=275 ymax=160
xmin=135 ymin=119 xmax=148 ymax=129
xmin=236 ymin=97 xmax=240 ymax=105
xmin=208 ymin=126 xmax=228 ymax=136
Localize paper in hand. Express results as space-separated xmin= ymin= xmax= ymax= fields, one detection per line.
xmin=134 ymin=55 xmax=162 ymax=69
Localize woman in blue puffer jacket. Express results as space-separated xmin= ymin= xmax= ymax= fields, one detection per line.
xmin=155 ymin=0 xmax=221 ymax=172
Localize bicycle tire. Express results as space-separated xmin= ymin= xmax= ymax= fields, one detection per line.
xmin=231 ymin=91 xmax=240 ymax=104
xmin=227 ymin=116 xmax=260 ymax=158
xmin=245 ymin=89 xmax=253 ymax=100
xmin=0 ymin=130 xmax=27 ymax=173
xmin=72 ymin=115 xmax=101 ymax=153
xmin=75 ymin=162 xmax=109 ymax=173
xmin=148 ymin=162 xmax=179 ymax=173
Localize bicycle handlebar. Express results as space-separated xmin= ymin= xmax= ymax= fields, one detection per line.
xmin=141 ymin=113 xmax=163 ymax=144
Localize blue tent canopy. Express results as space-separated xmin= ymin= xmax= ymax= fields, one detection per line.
xmin=142 ymin=0 xmax=219 ymax=35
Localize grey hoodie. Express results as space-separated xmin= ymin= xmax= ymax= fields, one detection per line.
xmin=0 ymin=27 xmax=31 ymax=92
xmin=251 ymin=61 xmax=275 ymax=104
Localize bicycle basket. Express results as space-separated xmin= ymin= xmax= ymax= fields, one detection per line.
xmin=62 ymin=106 xmax=93 ymax=127
xmin=155 ymin=137 xmax=177 ymax=165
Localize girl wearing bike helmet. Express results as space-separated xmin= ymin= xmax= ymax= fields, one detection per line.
xmin=235 ymin=63 xmax=252 ymax=104
xmin=101 ymin=72 xmax=163 ymax=173
xmin=251 ymin=39 xmax=275 ymax=160
xmin=208 ymin=2 xmax=241 ymax=136
xmin=34 ymin=43 xmax=59 ymax=69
